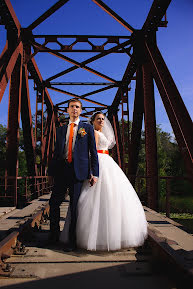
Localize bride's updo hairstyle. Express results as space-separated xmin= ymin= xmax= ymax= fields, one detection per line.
xmin=90 ymin=111 xmax=105 ymax=125
xmin=88 ymin=111 xmax=116 ymax=149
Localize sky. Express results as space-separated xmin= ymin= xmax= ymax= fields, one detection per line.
xmin=0 ymin=0 xmax=193 ymax=137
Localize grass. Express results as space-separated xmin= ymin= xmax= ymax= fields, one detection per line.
xmin=160 ymin=212 xmax=193 ymax=233
xmin=159 ymin=195 xmax=193 ymax=214
xmin=159 ymin=194 xmax=193 ymax=233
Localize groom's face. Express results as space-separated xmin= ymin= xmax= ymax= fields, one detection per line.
xmin=67 ymin=101 xmax=82 ymax=119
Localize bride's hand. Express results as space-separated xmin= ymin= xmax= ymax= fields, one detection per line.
xmin=89 ymin=175 xmax=98 ymax=186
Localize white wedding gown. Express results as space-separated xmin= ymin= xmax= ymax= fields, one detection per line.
xmin=60 ymin=131 xmax=148 ymax=251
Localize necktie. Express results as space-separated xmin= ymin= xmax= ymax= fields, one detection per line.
xmin=68 ymin=123 xmax=75 ymax=163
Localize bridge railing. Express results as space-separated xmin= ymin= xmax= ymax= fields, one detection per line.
xmin=0 ymin=176 xmax=53 ymax=208
xmin=129 ymin=175 xmax=192 ymax=218
xmin=0 ymin=175 xmax=192 ymax=218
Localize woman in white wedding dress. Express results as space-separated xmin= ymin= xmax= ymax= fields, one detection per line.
xmin=60 ymin=112 xmax=148 ymax=251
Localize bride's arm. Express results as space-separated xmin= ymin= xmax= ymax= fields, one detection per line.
xmin=94 ymin=130 xmax=99 ymax=149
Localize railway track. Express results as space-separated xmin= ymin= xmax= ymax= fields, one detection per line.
xmin=0 ymin=199 xmax=192 ymax=288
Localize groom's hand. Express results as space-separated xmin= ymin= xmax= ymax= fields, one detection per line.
xmin=89 ymin=175 xmax=98 ymax=186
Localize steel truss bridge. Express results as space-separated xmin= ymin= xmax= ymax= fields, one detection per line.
xmin=0 ymin=0 xmax=193 ymax=210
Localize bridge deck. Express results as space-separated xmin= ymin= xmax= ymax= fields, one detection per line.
xmin=0 ymin=194 xmax=192 ymax=288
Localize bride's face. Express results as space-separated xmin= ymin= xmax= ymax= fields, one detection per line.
xmin=93 ymin=114 xmax=105 ymax=130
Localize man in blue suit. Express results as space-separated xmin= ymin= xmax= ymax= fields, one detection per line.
xmin=48 ymin=99 xmax=99 ymax=250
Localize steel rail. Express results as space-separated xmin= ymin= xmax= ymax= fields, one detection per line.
xmin=0 ymin=203 xmax=192 ymax=284
xmin=0 ymin=203 xmax=49 ymax=275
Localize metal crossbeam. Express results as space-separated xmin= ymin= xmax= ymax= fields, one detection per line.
xmin=27 ymin=0 xmax=70 ymax=30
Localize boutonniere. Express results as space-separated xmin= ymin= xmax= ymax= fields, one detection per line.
xmin=78 ymin=128 xmax=87 ymax=137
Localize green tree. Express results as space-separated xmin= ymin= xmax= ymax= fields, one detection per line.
xmin=136 ymin=125 xmax=189 ymax=198
xmin=0 ymin=124 xmax=27 ymax=176
xmin=0 ymin=124 xmax=6 ymax=160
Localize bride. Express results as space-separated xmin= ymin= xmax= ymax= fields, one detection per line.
xmin=60 ymin=112 xmax=148 ymax=251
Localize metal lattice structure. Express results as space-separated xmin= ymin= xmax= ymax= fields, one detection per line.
xmin=0 ymin=0 xmax=193 ymax=209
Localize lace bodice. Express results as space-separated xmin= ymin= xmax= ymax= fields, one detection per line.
xmin=96 ymin=131 xmax=110 ymax=150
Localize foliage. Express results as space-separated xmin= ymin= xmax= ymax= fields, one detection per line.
xmin=159 ymin=195 xmax=193 ymax=214
xmin=136 ymin=125 xmax=184 ymax=178
xmin=119 ymin=121 xmax=192 ymax=211
xmin=161 ymin=212 xmax=193 ymax=233
xmin=0 ymin=124 xmax=27 ymax=176
xmin=136 ymin=125 xmax=188 ymax=198
xmin=0 ymin=124 xmax=7 ymax=161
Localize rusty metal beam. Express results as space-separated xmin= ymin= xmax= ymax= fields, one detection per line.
xmin=142 ymin=0 xmax=171 ymax=35
xmin=27 ymin=0 xmax=70 ymax=30
xmin=111 ymin=55 xmax=137 ymax=109
xmin=24 ymin=40 xmax=49 ymax=65
xmin=55 ymin=85 xmax=112 ymax=106
xmin=145 ymin=42 xmax=193 ymax=180
xmin=41 ymin=46 xmax=117 ymax=83
xmin=0 ymin=42 xmax=8 ymax=74
xmin=49 ymin=82 xmax=119 ymax=86
xmin=128 ymin=66 xmax=144 ymax=185
xmin=31 ymin=35 xmax=130 ymax=53
xmin=6 ymin=55 xmax=22 ymax=175
xmin=5 ymin=54 xmax=22 ymax=206
xmin=0 ymin=0 xmax=21 ymax=32
xmin=92 ymin=0 xmax=135 ymax=33
xmin=112 ymin=113 xmax=123 ymax=168
xmin=43 ymin=39 xmax=131 ymax=83
xmin=27 ymin=58 xmax=53 ymax=110
xmin=143 ymin=61 xmax=158 ymax=210
xmin=0 ymin=42 xmax=22 ymax=103
xmin=81 ymin=84 xmax=116 ymax=98
xmin=34 ymin=34 xmax=130 ymax=39
xmin=48 ymin=86 xmax=108 ymax=107
xmin=31 ymin=38 xmax=131 ymax=62
xmin=21 ymin=65 xmax=37 ymax=177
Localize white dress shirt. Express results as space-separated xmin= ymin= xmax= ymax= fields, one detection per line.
xmin=64 ymin=118 xmax=80 ymax=160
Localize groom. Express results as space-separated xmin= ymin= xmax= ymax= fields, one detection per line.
xmin=48 ymin=99 xmax=99 ymax=250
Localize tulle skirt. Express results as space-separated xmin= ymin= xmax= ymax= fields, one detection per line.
xmin=60 ymin=154 xmax=148 ymax=251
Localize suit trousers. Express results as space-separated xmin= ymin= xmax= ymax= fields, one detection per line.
xmin=49 ymin=160 xmax=84 ymax=245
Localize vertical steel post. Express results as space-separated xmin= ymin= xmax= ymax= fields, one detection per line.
xmin=145 ymin=43 xmax=193 ymax=184
xmin=128 ymin=66 xmax=144 ymax=186
xmin=112 ymin=113 xmax=123 ymax=168
xmin=35 ymin=88 xmax=44 ymax=176
xmin=143 ymin=61 xmax=158 ymax=210
xmin=166 ymin=178 xmax=171 ymax=218
xmin=6 ymin=54 xmax=22 ymax=206
xmin=21 ymin=65 xmax=37 ymax=203
xmin=120 ymin=87 xmax=130 ymax=175
xmin=21 ymin=65 xmax=37 ymax=176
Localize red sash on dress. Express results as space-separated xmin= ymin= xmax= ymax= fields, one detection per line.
xmin=97 ymin=150 xmax=109 ymax=154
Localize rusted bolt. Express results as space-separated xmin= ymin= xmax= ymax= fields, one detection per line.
xmin=4 ymin=263 xmax=12 ymax=272
xmin=13 ymin=240 xmax=27 ymax=255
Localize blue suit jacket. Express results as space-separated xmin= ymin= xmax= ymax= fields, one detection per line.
xmin=48 ymin=121 xmax=99 ymax=181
